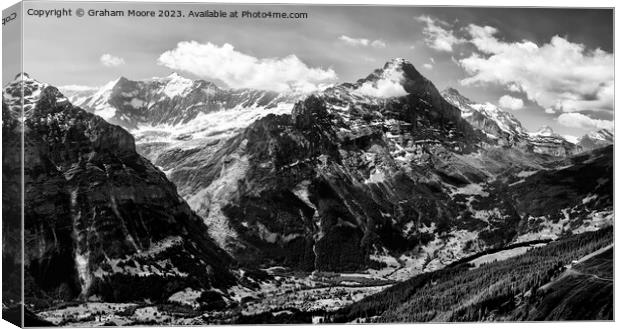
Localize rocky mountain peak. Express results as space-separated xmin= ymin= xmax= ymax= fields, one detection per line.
xmin=384 ymin=57 xmax=409 ymax=66
xmin=165 ymin=71 xmax=182 ymax=79
xmin=367 ymin=58 xmax=426 ymax=86
xmin=585 ymin=129 xmax=614 ymax=142
xmin=534 ymin=125 xmax=556 ymax=137
xmin=13 ymin=72 xmax=32 ymax=80
xmin=442 ymin=87 xmax=461 ymax=96
xmin=441 ymin=88 xmax=581 ymax=156
xmin=577 ymin=128 xmax=614 ymax=151
xmin=441 ymin=87 xmax=474 ymax=109
xmin=2 ymin=73 xmax=73 ymax=118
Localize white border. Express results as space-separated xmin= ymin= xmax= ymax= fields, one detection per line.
xmin=0 ymin=1 xmax=617 ymax=329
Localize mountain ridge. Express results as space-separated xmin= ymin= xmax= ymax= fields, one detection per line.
xmin=440 ymin=87 xmax=583 ymax=157
xmin=3 ymin=75 xmax=238 ymax=309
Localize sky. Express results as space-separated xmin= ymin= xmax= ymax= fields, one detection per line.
xmin=13 ymin=2 xmax=614 ymax=137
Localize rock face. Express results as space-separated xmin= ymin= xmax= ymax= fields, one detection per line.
xmin=441 ymin=88 xmax=580 ymax=157
xmin=62 ymin=73 xmax=302 ymax=130
xmin=441 ymin=87 xmax=527 ymax=145
xmin=3 ymin=74 xmax=235 ymax=306
xmin=2 ymin=74 xmax=24 ymax=310
xmin=141 ymin=59 xmax=611 ymax=275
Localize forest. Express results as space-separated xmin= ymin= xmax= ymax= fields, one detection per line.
xmin=331 ymin=226 xmax=614 ymax=322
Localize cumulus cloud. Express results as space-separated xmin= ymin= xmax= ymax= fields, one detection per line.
xmin=158 ymin=41 xmax=337 ymax=93
xmin=423 ymin=63 xmax=433 ymax=70
xmin=339 ymin=35 xmax=386 ymax=48
xmin=416 ymin=15 xmax=463 ymax=52
xmin=100 ymin=54 xmax=125 ymax=67
xmin=557 ymin=112 xmax=613 ymax=131
xmin=459 ymin=25 xmax=613 ymax=115
xmin=498 ymin=95 xmax=524 ymax=110
xmin=354 ymin=69 xmax=408 ymax=98
xmin=356 ymin=79 xmax=408 ymax=98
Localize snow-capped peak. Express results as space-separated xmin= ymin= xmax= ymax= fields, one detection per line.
xmin=585 ymin=129 xmax=614 ymax=142
xmin=84 ymin=77 xmax=120 ymax=111
xmin=441 ymin=88 xmax=475 ymax=114
xmin=166 ymin=72 xmax=182 ymax=79
xmin=441 ymin=87 xmax=527 ymax=139
xmin=3 ymin=73 xmax=50 ymax=117
xmin=532 ymin=125 xmax=556 ymax=137
xmin=576 ymin=129 xmax=614 ymax=151
xmin=384 ymin=57 xmax=410 ymax=68
xmin=12 ymin=72 xmax=32 ymax=81
xmin=156 ymin=72 xmax=194 ymax=98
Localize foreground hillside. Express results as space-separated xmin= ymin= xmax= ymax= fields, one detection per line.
xmin=513 ymin=245 xmax=613 ymax=320
xmin=331 ymin=227 xmax=613 ymax=322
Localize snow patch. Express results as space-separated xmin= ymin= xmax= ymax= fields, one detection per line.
xmin=452 ymin=183 xmax=489 ymax=197
xmin=168 ymin=288 xmax=203 ymax=309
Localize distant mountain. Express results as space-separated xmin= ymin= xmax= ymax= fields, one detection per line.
xmin=3 ymin=74 xmax=236 ymax=307
xmin=577 ymin=129 xmax=614 ymax=152
xmin=441 ymin=88 xmax=579 ymax=157
xmin=526 ymin=125 xmax=580 ymax=157
xmin=61 ymin=73 xmax=302 ymax=130
xmin=441 ymin=87 xmax=526 ymax=144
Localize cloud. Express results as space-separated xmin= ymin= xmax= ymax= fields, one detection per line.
xmin=158 ymin=41 xmax=337 ymax=93
xmin=459 ymin=25 xmax=613 ymax=115
xmin=557 ymin=112 xmax=613 ymax=131
xmin=370 ymin=40 xmax=387 ymax=48
xmin=416 ymin=15 xmax=463 ymax=52
xmin=423 ymin=63 xmax=433 ymax=70
xmin=100 ymin=54 xmax=125 ymax=67
xmin=356 ymin=79 xmax=407 ymax=98
xmin=339 ymin=35 xmax=386 ymax=48
xmin=545 ymin=108 xmax=556 ymax=114
xmin=354 ymin=70 xmax=408 ymax=98
xmin=498 ymin=95 xmax=524 ymax=110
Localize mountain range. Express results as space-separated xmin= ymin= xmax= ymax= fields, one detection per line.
xmin=3 ymin=58 xmax=614 ymax=324
xmin=56 ymin=58 xmax=613 ymax=274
